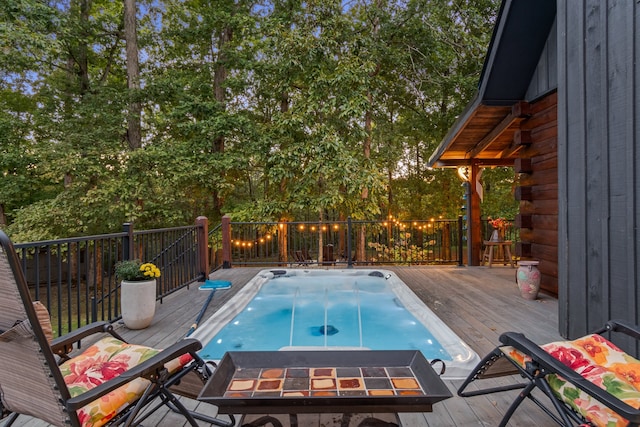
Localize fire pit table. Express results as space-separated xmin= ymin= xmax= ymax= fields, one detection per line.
xmin=197 ymin=350 xmax=451 ymax=425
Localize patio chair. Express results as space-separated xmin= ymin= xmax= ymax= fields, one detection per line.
xmin=0 ymin=230 xmax=232 ymax=427
xmin=457 ymin=320 xmax=640 ymax=427
xmin=292 ymin=250 xmax=308 ymax=266
xmin=301 ymin=247 xmax=314 ymax=263
xmin=322 ymin=244 xmax=335 ymax=265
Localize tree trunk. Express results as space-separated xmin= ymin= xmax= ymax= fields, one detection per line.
xmin=318 ymin=209 xmax=324 ymax=264
xmin=357 ymin=98 xmax=372 ymax=264
xmin=0 ymin=204 xmax=6 ymax=227
xmin=77 ymin=0 xmax=90 ymax=95
xmin=278 ymin=219 xmax=288 ymax=266
xmin=212 ymin=25 xmax=233 ymax=216
xmin=358 ymin=2 xmax=381 ymax=264
xmin=124 ymin=0 xmax=142 ymax=150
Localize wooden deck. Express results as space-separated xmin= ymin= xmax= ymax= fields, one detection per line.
xmin=2 ymin=265 xmax=565 ymax=427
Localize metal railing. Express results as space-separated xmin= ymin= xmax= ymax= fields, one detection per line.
xmin=13 ymin=223 xmax=204 ymax=337
xmin=208 ymin=217 xmax=470 ymax=268
xmin=481 ymin=220 xmax=520 ymax=243
xmin=11 ymin=215 xmax=517 ymax=336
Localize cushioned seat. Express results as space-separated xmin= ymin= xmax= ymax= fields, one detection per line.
xmin=458 ymin=320 xmax=640 ymax=427
xmin=61 ymin=337 xmax=192 ymax=427
xmin=0 ymin=230 xmax=234 ymax=427
xmin=502 ymin=334 xmax=640 ymax=427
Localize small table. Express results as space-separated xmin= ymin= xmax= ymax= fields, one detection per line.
xmin=198 ymin=350 xmax=451 ymax=425
xmin=482 ymin=240 xmax=514 ymax=268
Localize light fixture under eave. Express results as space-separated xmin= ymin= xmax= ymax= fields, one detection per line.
xmin=457 ymin=166 xmax=470 ymax=182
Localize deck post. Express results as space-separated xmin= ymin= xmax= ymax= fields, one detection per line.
xmin=469 ymin=162 xmax=482 ymax=265
xmin=221 ymin=214 xmax=232 ymax=269
xmin=122 ymin=222 xmax=134 ymax=261
xmin=457 ymin=215 xmax=464 ymax=266
xmin=463 ymin=181 xmax=473 ymax=266
xmin=196 ymin=216 xmax=209 ymax=280
xmin=347 ymin=217 xmax=353 ymax=268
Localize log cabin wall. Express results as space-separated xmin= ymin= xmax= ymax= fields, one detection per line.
xmin=516 ymin=21 xmax=559 ymax=296
xmin=516 ymin=92 xmax=558 ymax=296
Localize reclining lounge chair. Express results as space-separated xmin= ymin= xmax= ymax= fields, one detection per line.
xmin=0 ymin=230 xmax=232 ymax=427
xmin=458 ymin=320 xmax=640 ymax=427
xmin=292 ymin=250 xmax=309 ymax=266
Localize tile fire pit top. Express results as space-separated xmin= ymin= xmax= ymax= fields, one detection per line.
xmin=198 ymin=350 xmax=452 ymax=414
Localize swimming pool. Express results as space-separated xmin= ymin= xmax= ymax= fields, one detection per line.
xmin=191 ymin=269 xmax=479 ymax=379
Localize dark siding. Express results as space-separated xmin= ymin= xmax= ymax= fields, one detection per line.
xmin=526 ymin=18 xmax=558 ymax=101
xmin=558 ymin=0 xmax=640 ymax=354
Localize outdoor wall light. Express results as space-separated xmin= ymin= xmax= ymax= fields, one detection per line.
xmin=457 ymin=166 xmax=470 ymax=182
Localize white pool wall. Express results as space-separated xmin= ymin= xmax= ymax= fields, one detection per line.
xmin=191 ymin=268 xmax=480 ymax=380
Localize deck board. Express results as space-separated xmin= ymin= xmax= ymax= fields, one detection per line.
xmin=1 ymin=265 xmax=565 ymax=427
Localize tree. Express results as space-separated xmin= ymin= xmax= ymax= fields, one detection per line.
xmin=1 ymin=0 xmax=503 ymax=242
xmin=124 ymin=0 xmax=142 ymax=150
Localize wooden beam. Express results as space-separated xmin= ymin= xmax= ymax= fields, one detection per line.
xmin=515 ymin=186 xmax=533 ymax=201
xmin=469 ymin=162 xmax=482 ymax=266
xmin=514 ymin=158 xmax=533 ymax=173
xmin=467 ymin=101 xmax=531 ymax=158
xmin=500 ymin=129 xmax=532 ymax=158
xmin=514 ymin=130 xmax=532 ymax=145
xmin=475 ymin=158 xmax=515 ymax=167
xmin=516 ymin=241 xmax=532 ymax=258
xmin=433 ymin=158 xmax=515 ymax=168
xmin=515 ymin=214 xmax=533 ymax=229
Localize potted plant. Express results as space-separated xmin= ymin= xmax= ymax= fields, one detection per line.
xmin=115 ymin=259 xmax=161 ymax=329
xmin=488 ymin=217 xmax=510 ymax=242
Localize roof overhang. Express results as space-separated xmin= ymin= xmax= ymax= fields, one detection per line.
xmin=428 ymin=0 xmax=556 ymax=168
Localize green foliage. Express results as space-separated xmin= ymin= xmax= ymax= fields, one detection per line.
xmin=115 ymin=259 xmax=160 ymax=281
xmin=480 ymin=167 xmax=519 ymax=220
xmin=1 ymin=0 xmax=503 ymax=241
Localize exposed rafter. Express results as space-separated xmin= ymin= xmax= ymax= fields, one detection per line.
xmin=466 ymin=101 xmax=531 ymax=159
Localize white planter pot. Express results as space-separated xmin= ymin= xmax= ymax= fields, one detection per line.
xmin=121 ymin=279 xmax=157 ymax=329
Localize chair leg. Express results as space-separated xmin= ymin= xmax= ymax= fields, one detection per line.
xmin=482 ymin=246 xmax=490 ymax=266
xmin=498 ymin=373 xmax=578 ymax=427
xmin=504 ymin=245 xmax=514 ymax=267
xmin=158 ymin=388 xmax=201 ymax=427
xmin=124 ymin=382 xmax=160 ymax=427
xmin=498 ymin=381 xmax=536 ymax=427
xmin=534 ymin=376 xmax=576 ymax=427
xmin=242 ymin=415 xmax=284 ymax=427
xmin=1 ymin=412 xmax=20 ymax=427
xmin=458 ymin=348 xmax=525 ymax=398
xmin=165 ymin=399 xmax=236 ymax=427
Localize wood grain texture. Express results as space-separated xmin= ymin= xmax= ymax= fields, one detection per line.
xmin=2 ymin=266 xmax=564 ymax=427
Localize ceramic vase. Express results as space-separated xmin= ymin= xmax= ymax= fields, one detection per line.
xmin=120 ymin=279 xmax=157 ymax=329
xmin=516 ymin=261 xmax=541 ymax=300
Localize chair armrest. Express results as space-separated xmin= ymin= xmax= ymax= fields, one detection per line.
xmin=66 ymin=338 xmax=203 ymax=410
xmin=500 ymin=332 xmax=640 ymax=423
xmin=602 ymin=319 xmax=640 ymax=340
xmin=51 ymin=322 xmax=125 ymax=358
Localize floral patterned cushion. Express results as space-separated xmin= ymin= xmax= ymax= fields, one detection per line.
xmin=503 ymin=334 xmax=640 ymax=427
xmin=59 ymin=336 xmax=192 ymax=427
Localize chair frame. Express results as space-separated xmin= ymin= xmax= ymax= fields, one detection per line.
xmin=292 ymin=250 xmax=310 ymax=266
xmin=0 ymin=231 xmax=232 ymax=427
xmin=458 ymin=320 xmax=640 ymax=427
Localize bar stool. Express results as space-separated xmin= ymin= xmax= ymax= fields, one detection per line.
xmin=482 ymin=240 xmax=514 ymax=268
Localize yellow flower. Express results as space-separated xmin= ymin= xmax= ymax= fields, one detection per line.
xmin=140 ymin=263 xmax=161 ymax=279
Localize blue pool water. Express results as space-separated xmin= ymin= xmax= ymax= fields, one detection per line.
xmin=199 ymin=274 xmax=448 ymax=360
xmin=193 ymin=269 xmax=479 ymax=380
